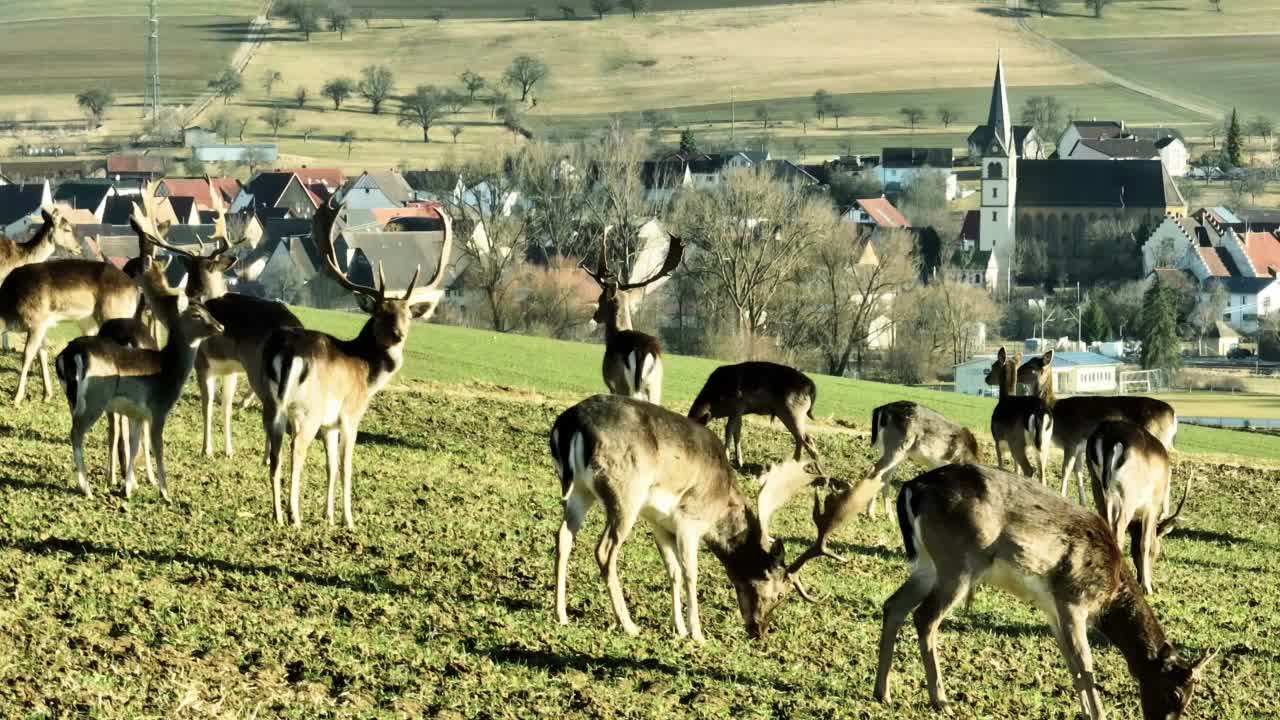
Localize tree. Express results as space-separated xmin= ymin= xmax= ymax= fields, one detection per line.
xmin=75 ymin=88 xmax=114 ymax=126
xmin=525 ymin=5 xmax=539 ymax=19
xmin=211 ymin=112 xmax=236 ymax=143
xmin=209 ymin=69 xmax=243 ymax=105
xmin=236 ymin=115 xmax=251 ymax=142
xmin=504 ymin=55 xmax=549 ymax=102
xmin=398 ymin=85 xmax=448 ymax=142
xmin=358 ymin=65 xmax=395 ymax=114
xmin=935 ymin=105 xmax=958 ymax=129
xmin=261 ymin=69 xmax=283 ymax=98
xmin=679 ymin=128 xmax=699 ymax=154
xmin=675 ymin=170 xmax=833 ymax=338
xmin=899 ymin=106 xmax=925 ymax=131
xmin=302 ymin=127 xmax=317 ymax=142
xmin=559 ymin=4 xmax=576 ymax=18
xmin=827 ymin=171 xmax=883 ymax=207
xmin=280 ymin=0 xmax=321 ymax=39
xmin=619 ymin=0 xmax=650 ymax=17
xmin=460 ymin=70 xmax=486 ymax=101
xmin=339 ymin=129 xmax=357 ymax=159
xmin=1085 ymin=0 xmax=1113 ymax=18
xmin=429 ymin=9 xmax=446 ymax=22
xmin=1140 ymin=275 xmax=1181 ymax=372
xmin=1225 ymin=107 xmax=1244 ymax=167
xmin=1081 ymin=298 xmax=1110 ymax=343
xmin=1188 ymin=282 xmax=1228 ymax=355
xmin=449 ymin=125 xmax=464 ymax=143
xmin=321 ymin=77 xmax=355 ymax=110
xmin=827 ymin=100 xmax=849 ymax=129
xmin=1230 ymin=171 xmax=1265 ymax=204
xmin=753 ymin=104 xmax=771 ymax=129
xmin=641 ymin=109 xmax=674 ymax=135
xmin=294 ymin=85 xmax=309 ymax=108
xmin=1208 ymin=0 xmax=1222 ymax=10
xmin=357 ymin=8 xmax=373 ymax=27
xmin=327 ymin=3 xmax=352 ymax=38
xmin=794 ymin=111 xmax=812 ymax=134
xmin=783 ymin=227 xmax=918 ymax=375
xmin=1032 ymin=0 xmax=1062 ymax=14
xmin=1020 ymin=95 xmax=1064 ymax=143
xmin=1247 ymin=115 xmax=1274 ymax=146
xmin=261 ymin=106 xmax=294 ymax=137
xmin=812 ymin=89 xmax=830 ymax=123
xmin=590 ymin=0 xmax=615 ymax=18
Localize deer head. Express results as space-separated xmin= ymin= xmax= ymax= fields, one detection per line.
xmin=579 ymin=228 xmax=684 ymax=329
xmin=38 ymin=205 xmax=81 ymax=253
xmin=135 ymin=178 xmax=245 ymax=301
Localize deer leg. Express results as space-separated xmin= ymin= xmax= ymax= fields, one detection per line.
xmin=913 ymin=574 xmax=971 ymax=709
xmin=123 ymin=417 xmax=145 ymax=500
xmin=107 ymin=414 xmax=120 ymax=489
xmin=70 ymin=410 xmax=101 ymax=498
xmin=1132 ymin=520 xmax=1156 ymax=595
xmin=1055 ymin=606 xmax=1105 ymax=720
xmin=140 ymin=421 xmax=156 ymax=489
xmin=724 ymin=414 xmax=742 ymax=466
xmin=875 ymin=563 xmax=937 ymax=704
xmin=199 ymin=368 xmax=216 ymax=457
xmin=266 ymin=414 xmax=287 ymax=525
xmin=223 ymin=374 xmax=238 ymax=457
xmin=992 ymin=433 xmax=1005 ymax=471
xmin=555 ymin=483 xmax=595 ymax=626
xmin=339 ymin=420 xmax=359 ymax=530
xmin=1009 ymin=434 xmax=1035 ymax=478
xmin=676 ymin=527 xmax=704 ymax=643
xmin=866 ymin=448 xmax=907 ymax=518
xmin=324 ymin=428 xmax=340 ymax=526
xmin=595 ymin=495 xmax=641 ymax=637
xmin=14 ymin=322 xmax=50 ymax=404
xmin=288 ymin=420 xmax=322 ymax=527
xmin=149 ymin=419 xmax=170 ymax=503
xmin=652 ymin=527 xmax=688 ymax=638
xmin=37 ymin=345 xmax=53 ymax=401
xmin=1060 ymin=443 xmax=1079 ymax=497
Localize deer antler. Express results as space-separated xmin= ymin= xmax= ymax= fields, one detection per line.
xmin=129 ymin=180 xmax=172 ymax=256
xmin=313 ymin=194 xmax=382 ymax=301
xmin=414 ymin=205 xmax=453 ymax=297
xmin=756 ymin=460 xmax=843 ymax=603
xmin=578 ymin=226 xmax=615 ymax=287
xmin=617 ymin=233 xmax=684 ymax=291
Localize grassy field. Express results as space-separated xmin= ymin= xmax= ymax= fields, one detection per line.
xmin=0 ymin=310 xmax=1276 ymax=716
xmin=1153 ymin=390 xmax=1280 ymax=420
xmin=1023 ymin=0 xmax=1280 ymax=39
xmin=342 ymin=0 xmax=816 ymax=18
xmin=0 ymin=0 xmax=261 ymax=21
xmin=1063 ymin=35 xmax=1280 ymax=121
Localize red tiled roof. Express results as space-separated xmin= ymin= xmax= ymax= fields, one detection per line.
xmin=1244 ymin=231 xmax=1280 ymax=276
xmin=107 ymin=153 xmax=165 ymax=174
xmin=855 ymin=197 xmax=910 ymax=228
xmin=370 ymin=205 xmax=439 ymax=226
xmin=1197 ymin=247 xmax=1230 ymax=277
xmin=160 ymin=177 xmax=240 ymax=210
xmin=278 ymin=167 xmax=345 ymax=189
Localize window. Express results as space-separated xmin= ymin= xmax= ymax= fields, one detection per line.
xmin=992 ymin=187 xmax=998 ymax=199
xmin=992 ymin=211 xmax=997 ymax=221
xmin=1223 ymin=312 xmax=1232 ymax=321
xmin=987 ymin=161 xmax=1003 ymax=179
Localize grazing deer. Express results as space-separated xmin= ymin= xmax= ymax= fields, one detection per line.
xmin=261 ymin=196 xmax=450 ymax=528
xmin=862 ymin=401 xmax=981 ymax=518
xmin=875 ymin=463 xmax=1214 ymax=720
xmin=132 ymin=179 xmax=303 ymax=457
xmin=0 ymin=207 xmax=81 ymax=351
xmin=687 ymin=361 xmax=822 ymax=469
xmin=579 ymin=229 xmax=683 ymax=405
xmin=1086 ymin=420 xmax=1190 ymax=596
xmin=0 ymin=259 xmax=140 ymax=404
xmin=550 ymin=394 xmax=836 ymax=641
xmin=986 ymin=347 xmax=1054 ymax=482
xmin=1018 ymin=351 xmax=1177 ymax=499
xmin=54 ymin=262 xmax=224 ymax=501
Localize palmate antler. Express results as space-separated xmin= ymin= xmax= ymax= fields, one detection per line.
xmin=578 ymin=227 xmax=684 ymax=291
xmin=129 ymin=180 xmax=171 ymax=258
xmin=756 ymin=460 xmax=849 ymax=602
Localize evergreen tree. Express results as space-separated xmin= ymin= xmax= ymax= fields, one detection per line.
xmin=679 ymin=127 xmax=698 ymax=154
xmin=1140 ymin=276 xmax=1181 ymax=373
xmin=1225 ymin=107 xmax=1244 ymax=168
xmin=1082 ymin=298 xmax=1110 ymax=342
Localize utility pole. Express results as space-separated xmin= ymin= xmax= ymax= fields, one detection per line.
xmin=144 ymin=0 xmax=161 ymax=120
xmin=729 ymin=86 xmax=736 ymax=144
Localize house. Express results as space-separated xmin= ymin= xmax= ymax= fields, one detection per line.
xmin=157 ymin=177 xmax=242 ymax=211
xmin=1057 ymin=121 xmax=1187 ymax=176
xmin=842 ymin=196 xmax=910 ymax=231
xmin=967 ymin=124 xmax=1045 ymax=160
xmin=340 ymin=170 xmax=417 ymax=210
xmin=1191 ymin=321 xmax=1241 ymax=357
xmin=953 ymin=351 xmax=1120 ymax=396
xmin=876 ymin=148 xmax=957 ymax=200
xmin=107 ymin=153 xmax=166 ymax=182
xmin=182 ymin=127 xmax=219 ymax=147
xmin=1142 ymin=206 xmax=1280 ymax=281
xmin=1056 ymin=120 xmax=1124 ymax=159
xmin=1202 ymin=275 xmax=1280 ymax=334
xmin=52 ymin=181 xmax=116 ymax=221
xmin=192 ymin=144 xmax=279 ymax=164
xmin=235 ymin=171 xmax=319 ymax=219
xmin=49 ymin=205 xmax=98 ymax=228
xmin=167 ymin=196 xmax=201 ymax=225
xmin=0 ymin=181 xmax=53 ymax=237
xmin=760 ymin=159 xmax=821 ymax=186
xmin=640 ymin=160 xmax=692 ymax=204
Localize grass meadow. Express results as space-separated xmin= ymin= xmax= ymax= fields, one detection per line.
xmin=1023 ymin=0 xmax=1280 ymax=39
xmin=0 ymin=309 xmax=1276 ymax=715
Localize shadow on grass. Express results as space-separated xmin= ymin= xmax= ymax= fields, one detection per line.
xmin=2 ymin=536 xmax=408 ymax=595
xmin=777 ymin=536 xmax=903 ymax=564
xmin=359 ymin=431 xmax=430 ymax=451
xmin=0 ymin=476 xmax=78 ymax=496
xmin=481 ymin=642 xmax=798 ymax=691
xmin=1167 ymin=526 xmax=1262 ymax=547
xmin=0 ymin=423 xmax=65 ymax=447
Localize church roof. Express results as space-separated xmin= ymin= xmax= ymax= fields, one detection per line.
xmin=1013 ymin=159 xmax=1182 ymax=209
xmin=969 ymin=124 xmax=1036 ymax=157
xmin=983 ymin=52 xmax=1012 ymax=156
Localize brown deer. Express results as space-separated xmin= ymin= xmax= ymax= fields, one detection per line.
xmin=54 ymin=259 xmax=224 ymax=501
xmin=986 ymin=347 xmax=1054 ymax=483
xmin=687 ymin=361 xmax=822 ymax=469
xmin=261 ymin=196 xmax=451 ymax=528
xmin=133 ymin=179 xmax=303 ymax=457
xmin=579 ymin=229 xmax=683 ymax=405
xmin=875 ymin=463 xmax=1214 ymax=720
xmin=1018 ymin=351 xmax=1178 ymax=499
xmin=550 ymin=394 xmax=835 ymax=641
xmin=861 ymin=401 xmax=981 ymax=518
xmin=1086 ymin=420 xmax=1189 ymax=595
xmin=0 ymin=207 xmax=80 ymax=351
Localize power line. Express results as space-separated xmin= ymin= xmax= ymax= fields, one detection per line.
xmin=145 ymin=0 xmax=161 ymax=120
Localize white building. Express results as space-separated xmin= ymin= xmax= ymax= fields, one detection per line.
xmin=953 ymin=350 xmax=1120 ymax=396
xmin=877 ymin=147 xmax=957 ymax=200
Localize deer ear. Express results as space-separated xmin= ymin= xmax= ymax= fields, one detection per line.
xmin=1043 ymin=350 xmax=1054 ymax=365
xmin=355 ymin=294 xmax=378 ymax=314
xmin=768 ymin=537 xmax=784 ymax=561
xmin=409 ymin=301 xmax=436 ymax=319
xmin=213 ymin=255 xmax=238 ymax=273
xmin=997 ymin=346 xmax=1006 ymax=362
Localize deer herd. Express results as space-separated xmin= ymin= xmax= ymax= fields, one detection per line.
xmin=1 ymin=188 xmax=1213 ymax=717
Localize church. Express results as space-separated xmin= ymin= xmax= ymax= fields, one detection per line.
xmin=963 ymin=54 xmax=1186 ymax=289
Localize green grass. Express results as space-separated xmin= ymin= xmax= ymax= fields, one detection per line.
xmin=1023 ymin=0 xmax=1280 ymax=39
xmin=0 ymin=310 xmax=1276 ymax=716
xmin=344 ymin=0 xmax=818 ymax=19
xmin=0 ymin=16 xmax=251 ymax=102
xmin=0 ymin=0 xmax=260 ymax=21
xmin=1152 ymin=390 xmax=1280 ymax=420
xmin=1063 ymin=35 xmax=1280 ymax=121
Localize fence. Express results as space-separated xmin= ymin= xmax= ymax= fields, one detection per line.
xmin=1180 ymin=416 xmax=1280 ymax=430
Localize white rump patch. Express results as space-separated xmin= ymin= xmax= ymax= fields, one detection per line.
xmin=639 ymin=352 xmax=655 ymax=381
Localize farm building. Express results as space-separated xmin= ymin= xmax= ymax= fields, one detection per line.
xmin=953 ymin=351 xmax=1120 ymax=396
xmin=192 ymin=144 xmax=278 ymax=164
xmin=876 ymin=147 xmax=957 ymax=200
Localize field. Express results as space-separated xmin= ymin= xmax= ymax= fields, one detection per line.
xmin=0 ymin=0 xmax=261 ymax=21
xmin=1022 ymin=0 xmax=1280 ymax=39
xmin=341 ymin=0 xmax=813 ymax=18
xmin=1153 ymin=390 xmax=1280 ymax=420
xmin=0 ymin=309 xmax=1277 ymax=716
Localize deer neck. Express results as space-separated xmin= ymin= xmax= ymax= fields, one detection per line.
xmin=1033 ymin=371 xmax=1057 ymax=405
xmin=604 ymin=292 xmax=633 ymax=339
xmin=338 ymin=318 xmax=404 ymax=391
xmin=705 ymin=498 xmax=772 ymax=580
xmin=155 ymin=329 xmax=205 ymax=411
xmin=19 ymin=225 xmax=57 ymax=265
xmin=1095 ymin=581 xmax=1174 ymax=698
xmin=998 ymin=365 xmax=1015 ymax=399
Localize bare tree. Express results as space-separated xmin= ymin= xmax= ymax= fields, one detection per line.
xmin=449 ymin=125 xmax=464 ymax=144
xmin=525 ymin=5 xmax=539 ymax=19
xmin=430 ymin=9 xmax=446 ymax=22
xmin=674 ymin=169 xmax=833 ymax=338
xmin=326 ymin=3 xmax=352 ymax=38
xmin=294 ymin=85 xmax=309 ymax=109
xmin=211 ymin=112 xmax=236 ymax=143
xmin=1188 ymin=282 xmax=1228 ymax=355
xmin=339 ymin=129 xmax=357 ymax=159
xmin=932 ymin=279 xmax=999 ymax=365
xmin=827 ymin=100 xmax=849 ymax=129
xmin=753 ymin=104 xmax=771 ymax=129
xmin=75 ymin=89 xmax=114 ymax=126
xmin=936 ymin=105 xmax=958 ymax=128
xmin=261 ymin=69 xmax=283 ymax=98
xmin=358 ymin=65 xmax=395 ymax=114
xmin=521 ymin=141 xmax=594 ymax=260
xmin=397 ymin=85 xmax=449 ymax=142
xmin=620 ymin=0 xmax=651 ymax=16
xmin=812 ymin=89 xmax=830 ymax=123
xmin=261 ymin=106 xmax=294 ymax=137
xmin=279 ymin=0 xmax=321 ymax=40
xmin=1085 ymin=0 xmax=1113 ymax=18
xmin=235 ymin=115 xmax=251 ymax=142
xmin=321 ymin=77 xmax=355 ymax=110
xmin=209 ymin=68 xmax=243 ymax=105
xmin=900 ymin=106 xmax=926 ymax=131
xmin=504 ymin=54 xmax=550 ymax=102
xmin=583 ymin=125 xmax=669 ymax=281
xmin=590 ymin=0 xmax=615 ymax=18
xmin=461 ymin=70 xmax=486 ymax=101
xmin=357 ymin=7 xmax=373 ymax=27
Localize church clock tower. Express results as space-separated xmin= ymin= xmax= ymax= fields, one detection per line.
xmin=980 ymin=52 xmax=1017 ymax=279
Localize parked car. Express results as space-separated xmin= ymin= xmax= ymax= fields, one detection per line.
xmin=1227 ymin=347 xmax=1253 ymax=359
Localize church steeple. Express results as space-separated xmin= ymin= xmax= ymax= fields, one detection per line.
xmin=985 ymin=50 xmax=1012 ymax=157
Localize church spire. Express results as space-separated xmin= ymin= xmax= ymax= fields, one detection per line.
xmin=985 ymin=50 xmax=1012 ymax=156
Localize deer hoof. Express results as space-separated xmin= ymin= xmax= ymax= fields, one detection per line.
xmin=621 ymin=622 xmax=641 ymax=637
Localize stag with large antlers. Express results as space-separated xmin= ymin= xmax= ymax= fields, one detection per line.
xmin=132 ymin=178 xmax=303 ymax=457
xmin=261 ymin=196 xmax=451 ymax=528
xmin=0 ymin=207 xmax=81 ymax=350
xmin=579 ymin=229 xmax=683 ymax=405
xmin=550 ymin=394 xmax=837 ymax=641
xmin=875 ymin=463 xmax=1213 ymax=720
